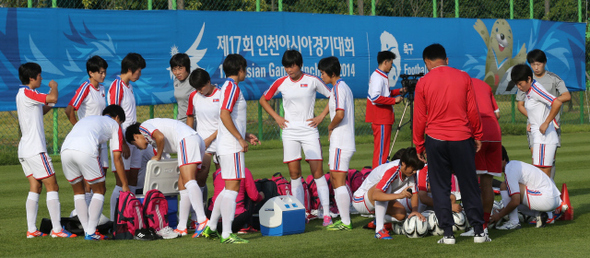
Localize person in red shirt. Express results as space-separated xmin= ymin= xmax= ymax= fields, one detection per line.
xmin=413 ymin=44 xmax=488 ymax=245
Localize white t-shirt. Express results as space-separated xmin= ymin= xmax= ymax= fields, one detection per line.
xmin=69 ymin=80 xmax=106 ymax=119
xmin=187 ymin=88 xmax=221 ymax=141
xmin=355 ymin=160 xmax=416 ymax=195
xmin=329 ymin=79 xmax=355 ymax=151
xmin=504 ymin=161 xmax=560 ymax=198
xmin=139 ymin=118 xmax=198 ymax=154
xmin=516 ymin=71 xmax=568 ymax=125
xmin=61 ymin=115 xmax=124 ymax=157
xmin=16 ymin=86 xmax=48 ymax=158
xmin=108 ymin=76 xmax=136 ymax=130
xmin=525 ymin=80 xmax=558 ymax=145
xmin=263 ymin=74 xmax=331 ymax=138
xmin=217 ymin=78 xmax=247 ymax=155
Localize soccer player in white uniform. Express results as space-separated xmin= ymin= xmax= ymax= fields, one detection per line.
xmin=259 ymin=50 xmax=333 ymax=226
xmin=64 ymin=55 xmax=109 ymax=206
xmin=317 ymin=57 xmax=355 ymax=230
xmin=491 ymin=146 xmax=567 ymax=229
xmin=16 ymin=63 xmax=75 ymax=238
xmin=415 ymin=165 xmax=462 ymax=214
xmin=511 ymin=64 xmax=563 ymax=178
xmin=61 ymin=105 xmax=129 ymax=240
xmin=126 ymin=118 xmax=206 ymax=239
xmin=352 ymin=147 xmax=425 ymax=240
xmin=107 ymin=53 xmax=145 ymax=220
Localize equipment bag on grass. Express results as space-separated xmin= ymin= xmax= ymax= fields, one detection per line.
xmin=113 ymin=191 xmax=144 ymax=240
xmin=271 ymin=172 xmax=291 ymax=196
xmin=142 ymin=189 xmax=169 ymax=232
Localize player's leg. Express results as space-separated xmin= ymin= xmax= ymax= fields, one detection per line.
xmin=178 ymin=136 xmax=208 ymax=238
xmin=371 ymin=123 xmax=390 ymax=169
xmin=175 ymin=175 xmax=190 ymax=235
xmin=62 ymin=150 xmax=88 ymax=233
xmin=75 ymin=150 xmax=107 ymax=238
xmin=284 ymin=139 xmax=304 ymax=204
xmin=532 ymin=143 xmax=556 ymax=178
xmin=86 ymin=181 xmax=106 ymax=236
xmin=496 ymin=181 xmax=520 ymax=230
xmin=110 ymin=146 xmax=130 ymax=220
xmin=25 ymin=173 xmax=43 ymax=237
xmin=386 ymin=200 xmax=407 ymax=222
xmin=367 ymin=187 xmax=392 ymax=239
xmin=302 ymin=137 xmax=330 ymax=225
xmin=216 ymin=152 xmax=247 ymax=243
xmin=328 ymin=148 xmax=353 ymax=229
xmin=35 ymin=153 xmax=65 ymax=236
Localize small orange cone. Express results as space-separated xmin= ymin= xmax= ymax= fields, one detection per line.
xmin=559 ymin=183 xmax=573 ymax=221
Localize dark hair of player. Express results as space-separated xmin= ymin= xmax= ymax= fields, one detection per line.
xmin=400 ymin=147 xmax=425 ymax=170
xmin=526 ymin=49 xmax=547 ymax=64
xmin=377 ymin=51 xmax=396 ymax=65
xmin=125 ymin=122 xmax=141 ymax=144
xmin=422 ymin=43 xmax=447 ymax=61
xmin=169 ymin=53 xmax=191 ymax=71
xmin=282 ymin=49 xmax=303 ymax=68
xmin=510 ymin=64 xmax=533 ymax=84
xmin=223 ymin=54 xmax=247 ymax=77
xmin=501 ymin=145 xmax=509 ymax=162
xmin=121 ymin=53 xmax=146 ymax=74
xmin=391 ymin=148 xmax=407 ymax=161
xmin=189 ymin=68 xmax=211 ymax=90
xmin=18 ymin=62 xmax=42 ymax=85
xmin=102 ymin=104 xmax=126 ymax=123
xmin=87 ymin=55 xmax=108 ymax=75
xmin=317 ymin=57 xmax=341 ymax=78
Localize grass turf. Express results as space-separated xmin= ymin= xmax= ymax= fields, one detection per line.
xmin=1 ymin=133 xmax=590 ymax=257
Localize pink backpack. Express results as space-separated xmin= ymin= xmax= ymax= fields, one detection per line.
xmin=114 ymin=191 xmax=145 ymax=239
xmin=360 ymin=166 xmax=372 ymax=181
xmin=347 ymin=169 xmax=364 ymax=194
xmin=142 ymin=189 xmax=169 ymax=231
xmin=301 ymin=177 xmax=311 ymax=213
xmin=271 ymin=172 xmax=291 ymax=195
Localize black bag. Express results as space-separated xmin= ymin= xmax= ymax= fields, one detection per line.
xmin=40 ymin=216 xmax=112 ymax=236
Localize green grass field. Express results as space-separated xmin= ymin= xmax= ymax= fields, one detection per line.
xmin=1 ymin=133 xmax=590 ymax=257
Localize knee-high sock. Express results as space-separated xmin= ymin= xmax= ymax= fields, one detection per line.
xmin=176 ymin=190 xmax=190 ymax=231
xmin=501 ymin=190 xmax=518 ymax=224
xmin=46 ymin=191 xmax=62 ymax=232
xmin=26 ymin=192 xmax=40 ymax=232
xmin=87 ymin=194 xmax=104 ymax=235
xmin=315 ymin=177 xmax=330 ymax=217
xmin=334 ymin=186 xmax=351 ymax=225
xmin=201 ymin=185 xmax=208 ymax=203
xmin=207 ymin=189 xmax=225 ymax=231
xmin=290 ymin=177 xmax=304 ymax=206
xmin=74 ymin=194 xmax=89 ymax=232
xmin=220 ymin=190 xmax=238 ymax=239
xmin=110 ymin=185 xmax=122 ymax=221
xmin=384 ymin=215 xmax=400 ymax=223
xmin=85 ymin=191 xmax=93 ymax=207
xmin=185 ymin=180 xmax=206 ymax=223
xmin=374 ymin=201 xmax=388 ymax=233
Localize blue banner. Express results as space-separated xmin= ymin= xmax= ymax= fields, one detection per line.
xmin=0 ymin=8 xmax=585 ymax=111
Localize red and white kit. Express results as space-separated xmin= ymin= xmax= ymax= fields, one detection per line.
xmin=218 ymin=78 xmax=247 ymax=179
xmin=328 ymin=79 xmax=356 ymax=172
xmin=525 ymin=80 xmax=559 ymax=167
xmin=187 ymin=88 xmax=221 ymax=154
xmin=108 ymin=76 xmax=140 ymax=171
xmin=504 ymin=161 xmax=561 ymax=212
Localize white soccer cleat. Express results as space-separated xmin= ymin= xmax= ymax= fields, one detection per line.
xmin=496 ymin=221 xmax=521 ymax=230
xmin=474 ymin=233 xmax=492 ymax=243
xmin=437 ymin=235 xmax=456 ymax=245
xmin=156 ymin=226 xmax=180 ymax=239
xmin=460 ymin=227 xmax=487 ymax=237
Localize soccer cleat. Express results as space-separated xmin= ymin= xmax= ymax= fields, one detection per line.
xmin=460 ymin=227 xmax=488 ymax=237
xmin=323 ymin=215 xmax=333 ymax=226
xmin=553 ymin=203 xmax=569 ymax=221
xmin=192 ymin=219 xmax=209 ymax=238
xmin=27 ymin=230 xmax=47 ymax=238
xmin=134 ymin=228 xmax=157 ymax=240
xmin=374 ymin=229 xmax=393 ymax=240
xmin=188 ymin=220 xmax=198 ymax=230
xmin=85 ymin=232 xmax=106 ymax=240
xmin=496 ymin=221 xmax=521 ymax=230
xmin=157 ymin=226 xmax=180 ymax=239
xmin=326 ymin=220 xmax=352 ymax=231
xmin=201 ymin=225 xmax=219 ymax=240
xmin=220 ymin=233 xmax=249 ymax=244
xmin=51 ymin=228 xmax=77 ymax=238
xmin=474 ymin=233 xmax=492 ymax=243
xmin=174 ymin=228 xmax=188 ymax=236
xmin=535 ymin=212 xmax=549 ymax=228
xmin=363 ymin=220 xmax=376 ymax=229
xmin=238 ymin=226 xmax=259 ymax=234
xmin=437 ymin=235 xmax=456 ymax=245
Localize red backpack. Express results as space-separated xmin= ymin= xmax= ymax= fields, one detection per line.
xmin=114 ymin=191 xmax=145 ymax=239
xmin=142 ymin=189 xmax=169 ymax=232
xmin=271 ymin=172 xmax=291 ymax=195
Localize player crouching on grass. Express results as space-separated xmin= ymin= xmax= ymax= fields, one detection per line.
xmin=352 ymin=147 xmax=425 ymax=240
xmin=490 ymin=146 xmax=568 ymax=229
xmin=126 ymin=118 xmax=208 ymax=240
xmin=61 ymin=105 xmax=129 ymax=240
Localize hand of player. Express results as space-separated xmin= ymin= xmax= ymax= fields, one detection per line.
xmin=328 ymin=129 xmax=333 ymax=141
xmin=204 ymin=135 xmax=214 ymax=148
xmin=246 ymin=133 xmax=261 ymax=146
xmin=239 ymin=138 xmax=249 ymax=152
xmin=408 ymin=211 xmax=426 ymax=222
xmin=122 ymin=143 xmax=130 ymax=159
xmin=400 ymin=87 xmax=407 ymax=95
xmin=474 ymin=140 xmax=482 ymax=152
xmin=395 ymin=96 xmax=403 ymax=104
xmin=306 ymin=116 xmax=324 ymax=128
xmin=489 ymin=212 xmax=502 ymax=224
xmin=48 ymin=80 xmax=58 ymax=89
xmin=417 ymin=151 xmax=427 ymax=163
xmin=399 ymin=186 xmax=412 ymax=199
xmin=452 ymin=203 xmax=463 ymax=213
xmin=275 ymin=117 xmax=289 ymax=129
xmin=258 ymin=191 xmax=265 ymax=200
xmin=151 ymin=155 xmax=161 ymax=161
xmin=539 ymin=122 xmax=549 ymax=134
xmin=526 ymin=123 xmax=531 ymax=132
xmin=122 ymin=185 xmax=131 ymax=193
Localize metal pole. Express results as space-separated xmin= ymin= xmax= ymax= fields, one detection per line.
xmin=579 ymin=0 xmax=584 ymax=124
xmin=371 ymin=0 xmax=375 ymax=16
xmin=174 ymin=103 xmax=178 ymax=120
xmin=258 ymin=104 xmax=263 ymax=141
xmin=510 ymin=0 xmax=514 ymax=19
xmin=28 ymin=0 xmax=31 ymax=8
xmin=257 ymin=0 xmax=260 ymax=12
xmin=279 ymin=0 xmax=282 ymax=12
xmin=530 ymin=0 xmax=533 ymax=19
xmin=510 ymin=0 xmax=516 ymax=123
xmin=148 ymin=0 xmax=153 ymax=10
xmin=455 ymin=0 xmax=459 ymax=17
xmin=173 ymin=0 xmax=177 ymax=10
xmin=349 ymin=0 xmax=353 ymax=15
xmin=433 ymin=0 xmax=437 ymax=18
xmin=53 ymin=109 xmax=58 ymax=155
xmin=52 ymin=0 xmax=56 ymax=8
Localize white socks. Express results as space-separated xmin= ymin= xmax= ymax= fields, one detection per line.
xmin=334 ymin=186 xmax=351 ymax=225
xmin=207 ymin=189 xmax=225 ymax=231
xmin=374 ymin=201 xmax=388 ymax=232
xmin=46 ymin=191 xmax=62 ymax=233
xmin=87 ymin=194 xmax=104 ymax=235
xmin=110 ymin=185 xmax=122 ymax=221
xmin=26 ymin=192 xmax=40 ymax=232
xmin=185 ymin=180 xmax=206 ymax=223
xmin=177 ymin=190 xmax=190 ymax=231
xmin=501 ymin=190 xmax=518 ymax=224
xmin=220 ymin=190 xmax=238 ymax=239
xmin=315 ymin=177 xmax=330 ymax=217
xmin=85 ymin=191 xmax=93 ymax=207
xmin=74 ymin=194 xmax=89 ymax=232
xmin=291 ymin=177 xmax=304 ymax=205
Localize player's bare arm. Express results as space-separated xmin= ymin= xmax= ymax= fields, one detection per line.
xmin=151 ymin=130 xmax=166 ymax=160
xmin=204 ymin=130 xmax=218 ymax=148
xmin=540 ymin=99 xmax=563 ymax=134
xmin=408 ymin=193 xmax=426 ymax=221
xmin=245 ymin=133 xmax=260 ymax=146
xmin=45 ymin=80 xmax=59 ymax=104
xmin=557 ymin=91 xmax=571 ymax=103
xmin=112 ymin=151 xmax=130 ymax=192
xmin=259 ymin=95 xmax=289 ymax=129
xmin=186 ymin=115 xmax=195 ymax=129
xmin=517 ymin=101 xmax=527 ymax=117
xmin=372 ymin=186 xmax=412 ymax=202
xmin=64 ymin=105 xmax=78 ymax=125
xmin=307 ymin=103 xmax=329 ymax=128
xmin=220 ymin=109 xmax=249 ymax=152
xmin=475 ymin=140 xmax=482 ymax=152
xmin=327 ymin=109 xmax=344 ymax=139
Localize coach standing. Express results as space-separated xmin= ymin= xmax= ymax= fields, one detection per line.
xmin=413 ymin=44 xmax=489 ymax=244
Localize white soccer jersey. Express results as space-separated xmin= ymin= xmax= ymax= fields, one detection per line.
xmin=108 ymin=76 xmax=136 ymax=130
xmin=139 ymin=118 xmax=198 ymax=154
xmin=355 ymin=160 xmax=416 ymax=195
xmin=61 ymin=115 xmax=124 ymax=157
xmin=525 ymin=80 xmax=558 ymax=144
xmin=516 ymin=71 xmax=568 ymax=125
xmin=367 ymin=69 xmax=390 ymax=104
xmin=329 ymin=79 xmax=355 ymax=151
xmin=16 ymin=86 xmax=48 ymax=158
xmin=69 ymin=80 xmax=106 ymax=119
xmin=187 ymin=88 xmax=221 ymax=140
xmin=217 ymin=78 xmax=247 ymax=155
xmin=263 ymin=74 xmax=331 ymax=136
xmin=504 ymin=161 xmax=560 ymax=198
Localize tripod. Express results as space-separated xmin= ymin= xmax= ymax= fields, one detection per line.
xmin=388 ymin=93 xmax=414 ymax=160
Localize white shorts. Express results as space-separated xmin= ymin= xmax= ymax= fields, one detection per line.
xmin=206 ymin=139 xmax=217 ymax=155
xmin=527 ymin=128 xmax=561 ymax=148
xmin=178 ymin=134 xmax=205 ymax=168
xmin=111 ymin=144 xmax=142 ymax=172
xmin=399 ymin=197 xmax=413 ymax=214
xmin=532 ymin=143 xmax=557 ymax=168
xmin=99 ymin=143 xmax=109 ymax=169
xmin=61 ymin=149 xmax=106 ymax=184
xmin=522 ymin=188 xmax=561 ymax=212
xmin=329 ymin=148 xmax=354 ymax=172
xmin=20 ymin=153 xmax=55 ymax=180
xmin=218 ymin=152 xmax=246 ymax=180
xmin=282 ymin=137 xmax=323 ymax=163
xmin=352 ymin=190 xmax=374 ymax=215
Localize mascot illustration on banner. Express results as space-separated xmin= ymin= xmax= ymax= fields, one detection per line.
xmin=380 ymin=31 xmax=401 ymax=87
xmin=474 ymin=19 xmax=526 ymax=94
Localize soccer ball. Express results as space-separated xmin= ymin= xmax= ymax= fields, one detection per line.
xmin=452 ymin=211 xmax=467 ymax=231
xmin=392 ymin=222 xmax=405 ymax=235
xmin=428 ymin=213 xmax=445 ymax=236
xmin=403 ymin=216 xmax=429 ymax=238
xmin=489 ymin=201 xmax=505 ymax=228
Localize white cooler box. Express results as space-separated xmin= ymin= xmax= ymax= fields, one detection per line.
xmin=137 ymin=159 xmax=179 ymax=227
xmin=259 ymin=195 xmax=305 ymax=236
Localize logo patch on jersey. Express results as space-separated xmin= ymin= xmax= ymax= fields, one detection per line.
xmin=527 ymin=189 xmax=542 ymax=196
xmin=300 ymin=84 xmax=308 ymax=88
xmin=213 ymin=99 xmax=219 ymax=102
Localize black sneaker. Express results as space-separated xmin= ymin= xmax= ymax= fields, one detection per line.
xmin=437 ymin=235 xmax=456 ymax=245
xmin=134 ymin=228 xmax=156 ymax=240
xmin=536 ymin=212 xmax=549 ymax=228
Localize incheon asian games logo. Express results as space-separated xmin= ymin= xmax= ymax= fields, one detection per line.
xmin=380 ymin=31 xmax=401 ymax=87
xmin=167 ymin=23 xmax=208 ymax=77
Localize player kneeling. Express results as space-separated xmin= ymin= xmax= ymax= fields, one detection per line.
xmin=352 ymin=147 xmax=425 ymax=240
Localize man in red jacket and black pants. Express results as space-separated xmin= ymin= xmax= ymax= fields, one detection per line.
xmin=413 ymin=44 xmax=490 ymax=244
xmin=366 ymin=51 xmax=404 ymax=169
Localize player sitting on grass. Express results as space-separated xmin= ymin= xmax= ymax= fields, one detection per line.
xmin=17 ymin=62 xmax=75 ymax=238
xmin=352 ymin=147 xmax=425 ymax=240
xmin=415 ymin=165 xmax=462 ymax=214
xmin=490 ymin=146 xmax=568 ymax=229
xmin=61 ymin=105 xmax=129 ymax=240
xmin=125 ymin=118 xmax=207 ymax=240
